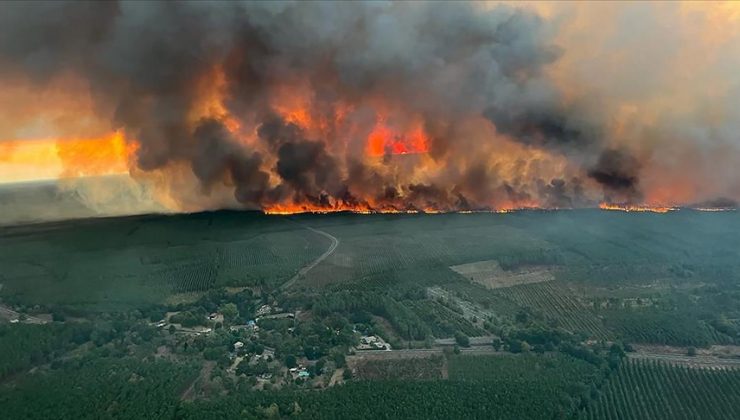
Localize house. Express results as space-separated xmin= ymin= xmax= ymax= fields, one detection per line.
xmin=256 ymin=305 xmax=272 ymax=317
xmin=290 ymin=366 xmax=310 ymax=379
xmin=208 ymin=313 xmax=224 ymax=323
xmin=357 ymin=335 xmax=391 ymax=351
xmin=233 ymin=341 xmax=244 ymax=351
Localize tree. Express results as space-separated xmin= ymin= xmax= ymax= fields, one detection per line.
xmin=219 ymin=303 xmax=239 ymax=323
xmin=492 ymin=338 xmax=502 ymax=351
xmin=217 ymin=355 xmax=231 ymax=369
xmin=515 ymin=310 xmax=529 ymax=324
xmin=290 ymin=401 xmax=302 ymax=416
xmin=509 ymin=340 xmax=528 ymax=353
xmin=262 ymin=403 xmax=279 ymax=419
xmin=236 ymin=359 xmax=251 ymax=376
xmin=687 ymin=347 xmax=697 ymax=357
xmin=342 ymin=369 xmax=352 ymax=380
xmin=147 ymin=310 xmax=165 ymax=322
xmin=203 ymin=347 xmax=223 ymax=361
xmin=455 ymin=332 xmax=470 ymax=348
xmin=330 ymin=351 xmax=346 ymax=368
xmin=285 ymin=354 xmax=297 ymax=368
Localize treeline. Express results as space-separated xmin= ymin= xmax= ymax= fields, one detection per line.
xmin=0 ymin=358 xmax=198 ymax=420
xmin=0 ymin=323 xmax=92 ymax=379
xmin=178 ymin=379 xmax=586 ymax=420
xmin=313 ymin=291 xmax=431 ymax=340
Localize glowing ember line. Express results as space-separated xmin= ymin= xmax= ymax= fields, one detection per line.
xmin=691 ymin=207 xmax=737 ymax=212
xmin=599 ymin=203 xmax=678 ymax=213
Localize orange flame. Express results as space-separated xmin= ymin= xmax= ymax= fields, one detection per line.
xmin=0 ymin=131 xmax=137 ymax=183
xmin=691 ymin=207 xmax=736 ymax=212
xmin=366 ymin=117 xmax=430 ymax=157
xmin=55 ymin=131 xmax=138 ymax=178
xmin=599 ymin=203 xmax=677 ymax=213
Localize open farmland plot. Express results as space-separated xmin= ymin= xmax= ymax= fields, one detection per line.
xmin=351 ymin=354 xmax=445 ymax=380
xmin=581 ymin=359 xmax=740 ymax=420
xmin=450 ymin=259 xmax=554 ymax=289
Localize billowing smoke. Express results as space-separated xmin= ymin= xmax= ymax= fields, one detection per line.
xmin=0 ymin=1 xmax=738 ymax=214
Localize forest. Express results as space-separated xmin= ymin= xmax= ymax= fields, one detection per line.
xmin=2 ymin=210 xmax=740 ymax=419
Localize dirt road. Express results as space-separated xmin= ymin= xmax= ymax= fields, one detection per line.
xmin=281 ymin=226 xmax=339 ymax=290
xmin=628 ymin=344 xmax=740 ymax=369
xmin=181 ymin=361 xmax=215 ymax=401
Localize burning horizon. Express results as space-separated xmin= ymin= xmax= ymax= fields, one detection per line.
xmin=1 ymin=2 xmax=739 ymax=221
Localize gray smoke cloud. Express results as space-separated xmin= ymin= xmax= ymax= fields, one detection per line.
xmin=0 ymin=1 xmax=671 ymax=212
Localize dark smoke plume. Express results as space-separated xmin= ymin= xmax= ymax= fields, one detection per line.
xmin=0 ymin=1 xmax=652 ymax=211
xmin=588 ymin=149 xmax=642 ymax=203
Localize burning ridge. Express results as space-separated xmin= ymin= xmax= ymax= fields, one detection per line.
xmin=1 ymin=2 xmax=739 ymax=215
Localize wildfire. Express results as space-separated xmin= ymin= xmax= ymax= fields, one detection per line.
xmin=0 ymin=131 xmax=137 ymax=183
xmin=366 ymin=117 xmax=430 ymax=157
xmin=599 ymin=203 xmax=678 ymax=213
xmin=264 ymin=203 xmax=546 ymax=215
xmin=691 ymin=207 xmax=737 ymax=212
xmin=55 ymin=131 xmax=137 ymax=178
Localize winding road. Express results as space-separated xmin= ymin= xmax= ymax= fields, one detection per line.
xmin=281 ymin=226 xmax=339 ymax=290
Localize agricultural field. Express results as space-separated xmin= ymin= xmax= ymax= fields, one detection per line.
xmin=450 ymin=259 xmax=554 ymax=289
xmin=494 ymin=281 xmax=613 ymax=340
xmin=448 ymin=353 xmax=602 ymax=390
xmin=580 ymin=359 xmax=740 ymax=420
xmin=351 ymin=354 xmax=445 ymax=380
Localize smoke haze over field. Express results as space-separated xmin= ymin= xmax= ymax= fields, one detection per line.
xmin=0 ymin=1 xmax=739 ymax=221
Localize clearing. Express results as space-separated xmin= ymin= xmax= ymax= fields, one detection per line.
xmin=450 ymin=259 xmax=554 ymax=289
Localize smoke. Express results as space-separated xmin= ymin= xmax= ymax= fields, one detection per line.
xmin=0 ymin=1 xmax=738 ymax=214
xmin=587 ymin=149 xmax=641 ymax=203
